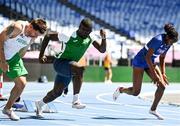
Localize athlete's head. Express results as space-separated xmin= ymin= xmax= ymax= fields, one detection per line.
xmin=77 ymin=18 xmax=92 ymax=38
xmin=26 ymin=18 xmax=47 ymax=38
xmin=164 ymin=23 xmax=178 ymax=45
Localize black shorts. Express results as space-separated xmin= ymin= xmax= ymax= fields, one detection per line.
xmin=53 ymin=58 xmax=73 ymax=87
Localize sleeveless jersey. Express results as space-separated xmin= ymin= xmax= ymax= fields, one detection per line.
xmin=56 ymin=32 xmax=93 ymax=62
xmin=4 ymin=21 xmax=32 ymax=60
xmin=132 ymin=34 xmax=171 ymax=68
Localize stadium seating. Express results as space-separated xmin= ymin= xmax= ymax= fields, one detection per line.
xmin=68 ymin=0 xmax=180 ymax=43
xmin=1 ymin=0 xmax=180 ymax=63
xmin=1 ymin=0 xmax=180 ymax=42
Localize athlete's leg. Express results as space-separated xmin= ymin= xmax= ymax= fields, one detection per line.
xmin=113 ymin=67 xmax=144 ymax=101
xmin=35 ymin=74 xmax=70 ymax=117
xmin=36 ymin=59 xmax=72 ymax=117
xmin=104 ymin=69 xmax=108 ymax=82
xmin=4 ymin=76 xmax=26 ymax=109
xmin=15 ymin=97 xmax=21 ymax=102
xmin=145 ymin=67 xmax=165 ymax=120
xmin=106 ymin=68 xmax=112 ymax=84
xmin=63 ymin=86 xmax=68 ymax=95
xmin=44 ymin=58 xmax=71 ymax=101
xmin=3 ymin=76 xmax=26 ymax=121
xmin=122 ymin=67 xmax=144 ymax=95
xmin=145 ymin=67 xmax=166 ymax=111
xmin=43 ymin=82 xmax=65 ymax=103
xmin=108 ymin=68 xmax=112 ymax=81
xmin=71 ymin=66 xmax=84 ymax=95
xmin=71 ymin=62 xmax=86 ymax=109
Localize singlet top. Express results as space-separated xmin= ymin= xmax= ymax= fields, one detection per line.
xmin=54 ymin=32 xmax=93 ymax=62
xmin=4 ymin=21 xmax=32 ymax=60
xmin=137 ymin=34 xmax=171 ymax=59
xmin=132 ymin=34 xmax=171 ymax=68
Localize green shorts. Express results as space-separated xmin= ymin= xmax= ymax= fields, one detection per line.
xmin=0 ymin=53 xmax=28 ymax=79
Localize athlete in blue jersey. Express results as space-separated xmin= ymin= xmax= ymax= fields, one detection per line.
xmin=113 ymin=24 xmax=178 ymax=120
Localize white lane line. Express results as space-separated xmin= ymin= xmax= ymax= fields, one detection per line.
xmin=54 ymin=99 xmax=146 ymax=116
xmin=96 ymin=92 xmax=180 ymax=121
xmin=97 ymin=92 xmax=180 ymax=113
xmin=139 ymin=90 xmax=180 ymax=106
xmin=3 ymin=90 xmax=180 ymax=122
xmin=54 ymin=101 xmax=169 ymax=126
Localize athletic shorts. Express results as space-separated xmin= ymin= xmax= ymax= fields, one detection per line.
xmin=0 ymin=53 xmax=28 ymax=79
xmin=132 ymin=54 xmax=154 ymax=69
xmin=104 ymin=67 xmax=110 ymax=71
xmin=53 ymin=58 xmax=73 ymax=87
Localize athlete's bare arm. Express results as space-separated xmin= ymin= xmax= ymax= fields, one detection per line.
xmin=92 ymin=29 xmax=106 ymax=53
xmin=39 ymin=31 xmax=58 ymax=63
xmin=145 ymin=48 xmax=164 ymax=85
xmin=159 ymin=53 xmax=168 ymax=84
xmin=0 ymin=22 xmax=22 ymax=72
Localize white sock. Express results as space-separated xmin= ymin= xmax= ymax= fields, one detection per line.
xmin=73 ymin=94 xmax=79 ymax=103
xmin=39 ymin=99 xmax=46 ymax=107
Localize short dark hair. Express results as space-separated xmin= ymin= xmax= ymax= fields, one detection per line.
xmin=80 ymin=18 xmax=92 ymax=28
xmin=30 ymin=18 xmax=47 ymax=34
xmin=164 ymin=23 xmax=178 ymax=42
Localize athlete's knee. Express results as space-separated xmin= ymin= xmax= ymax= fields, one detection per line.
xmin=72 ymin=66 xmax=84 ymax=76
xmin=15 ymin=77 xmax=27 ymax=89
xmin=16 ymin=82 xmax=26 ymax=90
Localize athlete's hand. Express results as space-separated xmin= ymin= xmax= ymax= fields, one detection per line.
xmin=162 ymin=74 xmax=169 ymax=85
xmin=0 ymin=62 xmax=9 ymax=72
xmin=152 ymin=74 xmax=161 ymax=84
xmin=152 ymin=72 xmax=161 ymax=84
xmin=152 ymin=73 xmax=166 ymax=87
xmin=100 ymin=29 xmax=106 ymax=39
xmin=39 ymin=55 xmax=47 ymax=63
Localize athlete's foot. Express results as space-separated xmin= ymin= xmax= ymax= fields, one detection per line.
xmin=113 ymin=87 xmax=124 ymax=101
xmin=35 ymin=101 xmax=43 ymax=118
xmin=2 ymin=108 xmax=20 ymax=121
xmin=106 ymin=80 xmax=112 ymax=84
xmin=72 ymin=100 xmax=86 ymax=109
xmin=149 ymin=110 xmax=164 ymax=120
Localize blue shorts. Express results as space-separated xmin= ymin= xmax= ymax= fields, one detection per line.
xmin=132 ymin=55 xmax=154 ymax=69
xmin=53 ymin=58 xmax=73 ymax=87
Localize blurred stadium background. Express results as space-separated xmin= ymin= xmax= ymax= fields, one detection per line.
xmin=0 ymin=0 xmax=180 ymax=82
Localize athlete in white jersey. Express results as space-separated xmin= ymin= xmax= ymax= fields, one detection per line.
xmin=0 ymin=18 xmax=47 ymax=121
